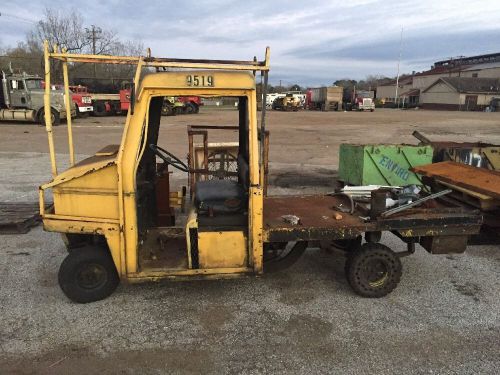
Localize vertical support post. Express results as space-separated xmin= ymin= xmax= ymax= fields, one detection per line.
xmin=43 ymin=40 xmax=58 ymax=177
xmin=62 ymin=48 xmax=75 ymax=166
xmin=263 ymin=131 xmax=270 ymax=196
xmin=133 ymin=57 xmax=143 ymax=99
xmin=259 ymin=70 xmax=268 ymax=188
xmin=202 ymin=131 xmax=208 ymax=179
xmin=188 ymin=128 xmax=194 ymax=195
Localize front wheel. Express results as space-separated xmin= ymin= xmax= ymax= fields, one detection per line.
xmin=345 ymin=243 xmax=402 ymax=298
xmin=38 ymin=108 xmax=60 ymax=126
xmin=58 ymin=246 xmax=119 ymax=303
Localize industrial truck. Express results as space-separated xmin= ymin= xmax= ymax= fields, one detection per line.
xmin=1 ymin=69 xmax=74 ymax=125
xmin=39 ymin=43 xmax=481 ymax=303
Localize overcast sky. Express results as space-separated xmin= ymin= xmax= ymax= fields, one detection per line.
xmin=1 ymin=0 xmax=500 ymax=86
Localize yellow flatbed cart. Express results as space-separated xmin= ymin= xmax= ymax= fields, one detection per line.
xmin=39 ymin=42 xmax=481 ymax=303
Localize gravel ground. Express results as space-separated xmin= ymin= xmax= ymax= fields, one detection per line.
xmin=1 ymin=227 xmax=499 ymax=374
xmin=1 ymin=111 xmax=499 ymax=373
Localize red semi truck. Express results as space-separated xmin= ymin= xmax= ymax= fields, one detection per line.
xmin=68 ymin=85 xmax=93 ymax=117
xmin=175 ymin=96 xmax=203 ymax=113
xmin=43 ymin=83 xmax=94 ymax=117
xmin=69 ymin=85 xmax=130 ymax=116
xmin=352 ymin=90 xmax=375 ymax=111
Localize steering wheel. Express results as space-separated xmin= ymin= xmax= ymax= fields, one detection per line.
xmin=149 ymin=144 xmax=189 ymax=172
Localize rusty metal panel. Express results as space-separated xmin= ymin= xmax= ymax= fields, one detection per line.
xmin=420 ymin=235 xmax=469 ymax=254
xmin=413 ymin=161 xmax=500 ymax=200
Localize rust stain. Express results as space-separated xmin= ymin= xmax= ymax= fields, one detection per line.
xmin=412 ymin=161 xmax=500 ymax=200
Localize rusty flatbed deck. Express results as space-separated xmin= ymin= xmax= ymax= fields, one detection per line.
xmin=263 ymin=195 xmax=482 ymax=242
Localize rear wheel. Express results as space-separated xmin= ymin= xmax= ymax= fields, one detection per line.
xmin=58 ymin=246 xmax=119 ymax=303
xmin=185 ymin=103 xmax=195 ymax=114
xmin=93 ymin=101 xmax=107 ymax=117
xmin=345 ymin=243 xmax=402 ymax=298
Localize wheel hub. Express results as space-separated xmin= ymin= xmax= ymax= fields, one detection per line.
xmin=364 ymin=259 xmax=389 ymax=287
xmin=76 ymin=263 xmax=107 ymax=289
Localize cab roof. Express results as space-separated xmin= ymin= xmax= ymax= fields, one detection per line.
xmin=139 ymin=70 xmax=256 ymax=94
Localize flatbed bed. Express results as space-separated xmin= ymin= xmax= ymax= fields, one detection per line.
xmin=263 ymin=195 xmax=481 ymax=245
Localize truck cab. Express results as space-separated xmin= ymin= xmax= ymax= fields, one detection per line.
xmin=353 ymin=90 xmax=375 ymax=112
xmin=69 ymin=85 xmax=93 ymax=117
xmin=39 ymin=47 xmax=269 ymax=303
xmin=1 ymin=71 xmax=73 ymax=124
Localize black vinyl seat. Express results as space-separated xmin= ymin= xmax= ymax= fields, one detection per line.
xmin=195 ymin=180 xmax=246 ymax=214
xmin=194 ymin=155 xmax=249 ymax=215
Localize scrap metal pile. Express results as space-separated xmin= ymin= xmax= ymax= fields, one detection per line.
xmin=335 ymin=131 xmax=500 ymax=244
xmin=413 ymin=161 xmax=500 ymax=241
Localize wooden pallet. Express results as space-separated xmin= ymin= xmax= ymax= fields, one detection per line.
xmin=0 ymin=202 xmax=44 ymax=234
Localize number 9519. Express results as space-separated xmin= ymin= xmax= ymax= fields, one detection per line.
xmin=186 ymin=75 xmax=214 ymax=87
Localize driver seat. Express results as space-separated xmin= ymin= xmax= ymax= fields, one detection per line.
xmin=194 ymin=155 xmax=248 ymax=215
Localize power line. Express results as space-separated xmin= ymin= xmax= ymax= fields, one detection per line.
xmin=0 ymin=55 xmax=40 ymax=60
xmin=0 ymin=11 xmax=36 ymax=24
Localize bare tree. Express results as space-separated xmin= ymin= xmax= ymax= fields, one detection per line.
xmin=28 ymin=8 xmax=91 ymax=53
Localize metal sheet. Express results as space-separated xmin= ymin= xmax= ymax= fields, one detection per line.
xmin=413 ymin=161 xmax=500 ymax=200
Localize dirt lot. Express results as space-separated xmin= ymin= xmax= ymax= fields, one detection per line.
xmin=0 ymin=109 xmax=499 ymax=374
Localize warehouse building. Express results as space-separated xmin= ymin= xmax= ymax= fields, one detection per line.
xmin=376 ymin=76 xmax=413 ymax=106
xmin=376 ymin=52 xmax=500 ymax=110
xmin=420 ymin=77 xmax=500 ymax=111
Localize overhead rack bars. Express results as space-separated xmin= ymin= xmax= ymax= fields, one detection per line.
xmin=47 ymin=48 xmax=270 ymax=71
xmin=43 ymin=40 xmax=270 ymax=178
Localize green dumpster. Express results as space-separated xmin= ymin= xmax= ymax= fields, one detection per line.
xmin=338 ymin=144 xmax=433 ymax=186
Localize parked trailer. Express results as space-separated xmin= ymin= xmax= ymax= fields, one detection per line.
xmin=307 ymin=86 xmax=343 ymax=111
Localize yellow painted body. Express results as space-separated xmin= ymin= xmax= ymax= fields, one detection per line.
xmin=40 ymin=47 xmax=269 ymax=282
xmin=198 ymin=231 xmax=248 ymax=269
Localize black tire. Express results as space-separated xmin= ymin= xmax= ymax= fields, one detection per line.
xmin=38 ymin=108 xmax=60 ymax=126
xmin=58 ymin=246 xmax=119 ymax=303
xmin=345 ymin=243 xmax=402 ymax=298
xmin=51 ymin=109 xmax=60 ymax=125
xmin=93 ymin=101 xmax=107 ymax=117
xmin=185 ymin=103 xmax=195 ymax=114
xmin=191 ymin=102 xmax=199 ymax=113
xmin=161 ymin=105 xmax=171 ymax=116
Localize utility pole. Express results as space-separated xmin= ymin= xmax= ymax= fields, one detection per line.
xmin=85 ymin=25 xmax=102 ymax=78
xmin=395 ymin=26 xmax=403 ymax=109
